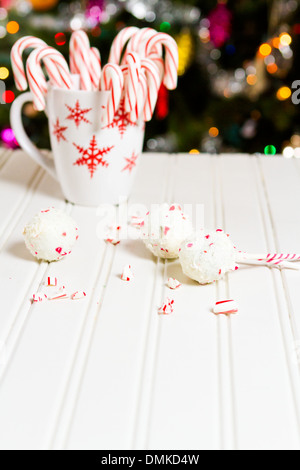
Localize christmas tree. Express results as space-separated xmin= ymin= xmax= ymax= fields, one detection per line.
xmin=0 ymin=0 xmax=299 ymax=155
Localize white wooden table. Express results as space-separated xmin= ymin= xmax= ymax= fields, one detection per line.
xmin=1 ymin=148 xmax=300 ymax=450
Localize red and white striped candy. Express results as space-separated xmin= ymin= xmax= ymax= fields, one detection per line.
xmin=237 ymin=252 xmax=300 ymax=266
xmin=122 ymin=52 xmax=141 ymax=120
xmin=69 ymin=30 xmax=92 ymax=91
xmin=121 ymin=264 xmax=134 ymax=281
xmin=26 ymin=46 xmax=73 ymax=111
xmin=265 ymin=253 xmax=300 ymax=265
xmin=167 ymin=278 xmax=182 ymax=290
xmin=100 ymin=63 xmax=124 ymax=127
xmin=108 ymin=26 xmax=139 ymax=65
xmin=47 ymin=276 xmax=58 ymax=287
xmin=141 ymin=58 xmax=164 ymax=121
xmin=89 ymin=46 xmax=102 ymax=90
xmin=32 ymin=292 xmax=48 ymax=303
xmin=124 ymin=28 xmax=163 ymax=61
xmin=10 ymin=36 xmax=48 ymax=91
xmin=71 ymin=291 xmax=87 ymax=300
xmin=213 ymin=300 xmax=238 ymax=315
xmin=145 ymin=33 xmax=179 ymax=90
xmin=158 ymin=298 xmax=175 ymax=315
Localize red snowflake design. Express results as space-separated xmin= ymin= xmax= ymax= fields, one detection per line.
xmin=52 ymin=118 xmax=68 ymax=143
xmin=104 ymin=98 xmax=137 ymax=137
xmin=66 ymin=100 xmax=92 ymax=128
xmin=73 ymin=135 xmax=114 ymax=178
xmin=122 ymin=151 xmax=139 ymax=173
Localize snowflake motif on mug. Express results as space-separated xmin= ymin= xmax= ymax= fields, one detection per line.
xmin=73 ymin=135 xmax=114 ymax=178
xmin=104 ymin=98 xmax=137 ymax=137
xmin=122 ymin=151 xmax=139 ymax=173
xmin=65 ymin=100 xmax=92 ymax=128
xmin=52 ymin=118 xmax=68 ymax=143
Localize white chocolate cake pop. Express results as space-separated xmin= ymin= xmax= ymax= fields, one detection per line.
xmin=23 ymin=208 xmax=79 ymax=262
xmin=179 ymin=229 xmax=238 ymax=284
xmin=141 ymin=203 xmax=193 ymax=259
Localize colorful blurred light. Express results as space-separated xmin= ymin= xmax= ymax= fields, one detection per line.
xmin=160 ymin=22 xmax=171 ymax=33
xmin=2 ymin=90 xmax=15 ymax=103
xmin=54 ymin=32 xmax=66 ymax=46
xmin=0 ymin=127 xmax=18 ymax=148
xmin=6 ymin=21 xmax=19 ymax=34
xmin=279 ymin=33 xmax=292 ymax=46
xmin=259 ymin=43 xmax=272 ymax=57
xmin=264 ymin=145 xmax=277 ymax=155
xmin=209 ymin=127 xmax=219 ymax=138
xmin=0 ymin=67 xmax=9 ymax=80
xmin=276 ymin=86 xmax=292 ymax=101
xmin=247 ymin=74 xmax=257 ymax=86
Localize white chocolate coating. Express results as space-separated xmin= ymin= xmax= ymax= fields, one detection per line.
xmin=23 ymin=208 xmax=79 ymax=262
xmin=179 ymin=229 xmax=237 ymax=284
xmin=141 ymin=203 xmax=193 ymax=259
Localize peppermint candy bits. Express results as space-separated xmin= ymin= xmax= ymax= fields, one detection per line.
xmin=32 ymin=292 xmax=48 ymax=303
xmin=213 ymin=300 xmax=239 ymax=315
xmin=23 ymin=208 xmax=79 ymax=262
xmin=71 ymin=291 xmax=87 ymax=300
xmin=121 ymin=264 xmax=134 ymax=281
xmin=158 ymin=298 xmax=175 ymax=315
xmin=141 ymin=203 xmax=193 ymax=259
xmin=47 ymin=276 xmax=58 ymax=287
xmin=179 ymin=229 xmax=237 ymax=284
xmin=167 ymin=278 xmax=182 ymax=290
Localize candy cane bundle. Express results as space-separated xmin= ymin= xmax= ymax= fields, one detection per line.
xmin=26 ymin=46 xmax=73 ymax=110
xmin=11 ymin=27 xmax=179 ymax=124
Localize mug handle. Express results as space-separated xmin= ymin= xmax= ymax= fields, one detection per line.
xmin=10 ymin=92 xmax=58 ymax=180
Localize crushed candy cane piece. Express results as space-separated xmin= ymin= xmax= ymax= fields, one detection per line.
xmin=32 ymin=292 xmax=47 ymax=303
xmin=158 ymin=298 xmax=175 ymax=315
xmin=121 ymin=264 xmax=134 ymax=281
xmin=47 ymin=276 xmax=58 ymax=287
xmin=130 ymin=216 xmax=145 ymax=228
xmin=71 ymin=291 xmax=87 ymax=300
xmin=105 ymin=225 xmax=121 ymax=245
xmin=48 ymin=293 xmax=69 ymax=300
xmin=213 ymin=299 xmax=238 ymax=315
xmin=167 ymin=277 xmax=182 ymax=290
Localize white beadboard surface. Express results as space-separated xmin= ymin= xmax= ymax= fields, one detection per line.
xmin=0 ymin=149 xmax=300 ymax=450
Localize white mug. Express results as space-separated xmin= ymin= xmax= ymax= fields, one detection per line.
xmin=10 ymin=87 xmax=145 ymax=207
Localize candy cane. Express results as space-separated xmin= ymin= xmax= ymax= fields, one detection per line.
xmin=145 ymin=32 xmax=179 ymax=90
xmin=10 ymin=36 xmax=48 ymax=91
xmin=26 ymin=46 xmax=73 ymax=110
xmin=100 ymin=63 xmax=124 ymax=126
xmin=69 ymin=30 xmax=92 ymax=91
xmin=122 ymin=52 xmax=141 ymax=120
xmin=124 ymin=28 xmax=163 ymax=61
xmin=141 ymin=58 xmax=164 ymax=121
xmin=108 ymin=26 xmax=139 ymax=65
xmin=89 ymin=47 xmax=102 ymax=90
